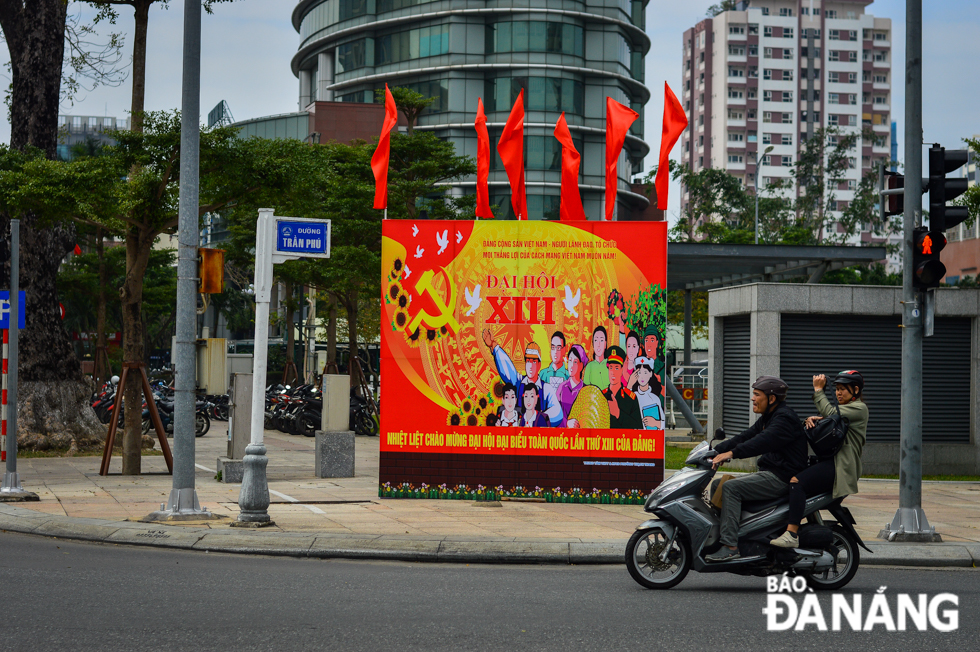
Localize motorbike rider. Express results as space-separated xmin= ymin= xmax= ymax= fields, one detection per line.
xmin=770 ymin=370 xmax=869 ymax=548
xmin=705 ymin=376 xmax=808 ymax=562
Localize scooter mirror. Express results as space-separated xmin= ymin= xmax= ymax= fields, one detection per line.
xmin=715 ymin=428 xmax=726 ymax=440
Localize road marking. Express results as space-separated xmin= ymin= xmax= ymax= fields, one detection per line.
xmin=270 ymin=489 xmax=326 ymax=514
xmin=195 ymin=464 xmax=216 ymax=473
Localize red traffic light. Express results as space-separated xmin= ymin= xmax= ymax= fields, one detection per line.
xmin=914 ymin=230 xmax=946 ymax=255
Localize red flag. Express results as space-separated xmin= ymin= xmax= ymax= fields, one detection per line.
xmin=497 ymin=89 xmax=526 ymax=220
xmin=73 ymin=244 xmax=82 ymax=255
xmin=474 ymin=98 xmax=493 ymax=219
xmin=371 ymin=84 xmax=398 ymax=210
xmin=655 ymin=82 xmax=688 ymax=210
xmin=554 ymin=112 xmax=585 ymax=221
xmin=605 ymin=97 xmax=638 ymax=221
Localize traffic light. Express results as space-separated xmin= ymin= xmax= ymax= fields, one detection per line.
xmin=928 ymin=145 xmax=969 ymax=232
xmin=912 ymin=226 xmax=946 ymax=289
xmin=882 ymin=172 xmax=905 ymax=216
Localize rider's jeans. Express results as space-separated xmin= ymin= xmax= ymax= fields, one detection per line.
xmin=713 ymin=471 xmax=789 ymax=547
xmin=787 ymin=460 xmax=835 ymax=526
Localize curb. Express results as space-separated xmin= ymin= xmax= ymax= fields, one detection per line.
xmin=0 ymin=504 xmax=975 ymax=568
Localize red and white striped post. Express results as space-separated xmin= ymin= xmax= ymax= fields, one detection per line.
xmin=2 ymin=329 xmax=7 ymax=462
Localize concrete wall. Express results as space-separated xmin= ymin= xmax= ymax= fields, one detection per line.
xmin=707 ymin=283 xmax=980 ymax=475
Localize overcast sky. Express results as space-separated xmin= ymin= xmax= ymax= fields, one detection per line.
xmin=1 ymin=0 xmax=977 ymax=221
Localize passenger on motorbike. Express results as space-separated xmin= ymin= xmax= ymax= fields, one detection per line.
xmin=770 ymin=370 xmax=868 ymax=548
xmin=704 ymin=376 xmax=809 ymax=562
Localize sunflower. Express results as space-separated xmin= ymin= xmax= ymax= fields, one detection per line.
xmin=406 ymin=326 xmax=422 ymax=348
xmin=466 ymin=414 xmax=478 ymax=427
xmin=425 ymin=328 xmax=437 ymax=342
xmin=393 ymin=308 xmax=409 ymax=331
xmin=492 ymin=380 xmax=505 ymax=400
xmin=388 ymin=282 xmax=403 ymax=303
xmin=478 ymin=397 xmax=488 ymax=410
xmin=461 ymin=399 xmax=473 ymax=414
xmin=447 ymin=412 xmax=462 ymax=427
xmin=397 ymin=292 xmax=409 ymax=309
xmin=392 ymin=257 xmax=404 ymax=277
xmin=439 ymin=325 xmax=448 ymax=336
xmin=485 ymin=414 xmax=498 ymax=427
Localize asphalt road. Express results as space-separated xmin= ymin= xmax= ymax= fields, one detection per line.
xmin=0 ymin=532 xmax=976 ymax=651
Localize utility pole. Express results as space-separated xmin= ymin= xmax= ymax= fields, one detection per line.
xmin=879 ymin=0 xmax=939 ymax=542
xmin=145 ymin=0 xmax=214 ymax=521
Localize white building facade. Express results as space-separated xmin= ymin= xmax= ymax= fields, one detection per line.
xmin=680 ymin=0 xmax=896 ymax=260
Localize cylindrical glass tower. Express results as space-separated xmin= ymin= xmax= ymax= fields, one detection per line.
xmin=292 ymin=0 xmax=650 ymax=220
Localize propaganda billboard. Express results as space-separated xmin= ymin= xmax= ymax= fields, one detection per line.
xmin=380 ymin=220 xmax=667 ymax=503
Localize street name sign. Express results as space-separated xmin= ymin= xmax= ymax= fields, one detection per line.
xmin=276 ymin=220 xmax=330 ymax=256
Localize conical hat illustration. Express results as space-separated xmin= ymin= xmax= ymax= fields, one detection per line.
xmin=568 ymin=385 xmax=610 ymax=430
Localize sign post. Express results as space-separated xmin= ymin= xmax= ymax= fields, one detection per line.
xmin=235 ymin=209 xmax=330 ymax=526
xmin=1 ymin=219 xmax=36 ymax=500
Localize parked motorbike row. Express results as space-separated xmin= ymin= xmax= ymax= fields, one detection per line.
xmin=90 ymin=377 xmax=213 ymax=437
xmin=264 ymin=384 xmax=379 ymax=437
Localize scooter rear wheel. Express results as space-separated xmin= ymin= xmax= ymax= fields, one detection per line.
xmin=626 ymin=528 xmax=691 ymax=590
xmin=803 ymin=525 xmax=860 ymax=591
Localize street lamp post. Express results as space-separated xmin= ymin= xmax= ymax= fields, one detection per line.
xmin=754 ymin=145 xmax=774 ymax=244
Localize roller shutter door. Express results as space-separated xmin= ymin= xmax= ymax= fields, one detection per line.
xmin=780 ymin=314 xmax=971 ymax=443
xmin=722 ymin=315 xmax=751 ymax=435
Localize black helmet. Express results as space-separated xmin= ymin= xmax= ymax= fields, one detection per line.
xmin=752 ymin=375 xmax=788 ymax=398
xmin=834 ymin=370 xmax=864 ymax=390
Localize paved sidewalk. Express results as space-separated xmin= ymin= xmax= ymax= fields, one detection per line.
xmin=2 ymin=422 xmax=978 ymax=566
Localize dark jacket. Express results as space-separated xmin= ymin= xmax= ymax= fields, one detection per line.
xmin=714 ymin=401 xmax=808 ymax=483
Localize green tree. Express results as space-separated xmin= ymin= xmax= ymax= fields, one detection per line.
xmin=654 ymin=160 xmax=753 ymax=242
xmin=954 ymin=137 xmax=980 ymax=229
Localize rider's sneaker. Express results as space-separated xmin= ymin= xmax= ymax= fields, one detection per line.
xmin=769 ymin=531 xmax=799 ymax=548
xmin=705 ymin=547 xmax=740 ymax=562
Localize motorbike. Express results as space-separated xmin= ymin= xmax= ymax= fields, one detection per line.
xmin=349 ymin=390 xmax=378 ymax=437
xmin=625 ymin=432 xmax=870 ymax=591
xmin=140 ymin=387 xmax=211 ymax=437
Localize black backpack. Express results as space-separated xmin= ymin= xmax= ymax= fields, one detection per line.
xmin=806 ymin=403 xmax=849 ymax=460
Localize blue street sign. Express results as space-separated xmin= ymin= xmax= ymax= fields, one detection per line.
xmin=276 ymin=220 xmax=329 ymax=255
xmin=0 ymin=291 xmax=26 ymax=329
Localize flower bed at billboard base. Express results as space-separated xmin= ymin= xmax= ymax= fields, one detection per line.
xmin=379 ymin=482 xmax=648 ymax=504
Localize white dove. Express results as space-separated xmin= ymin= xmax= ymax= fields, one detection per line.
xmin=402 ymin=264 xmax=412 ymax=279
xmin=464 ymin=285 xmax=482 ymax=316
xmin=414 ymin=245 xmax=424 ymax=259
xmin=435 ymin=229 xmax=449 ymax=255
xmin=456 ymin=231 xmax=463 ymax=243
xmin=412 ymin=224 xmax=419 ymax=237
xmin=563 ymin=285 xmax=581 ymax=318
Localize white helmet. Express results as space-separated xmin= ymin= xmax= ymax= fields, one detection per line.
xmin=110 ymin=375 xmax=120 ymax=386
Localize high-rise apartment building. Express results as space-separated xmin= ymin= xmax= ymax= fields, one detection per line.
xmin=680 ymin=0 xmax=894 ymax=253
xmin=291 ymin=0 xmax=651 ymax=220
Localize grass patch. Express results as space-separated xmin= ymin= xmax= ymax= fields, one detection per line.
xmin=17 ymin=449 xmax=164 ymax=458
xmin=862 ymin=473 xmax=980 ymax=482
xmin=665 ymin=446 xmax=691 ymax=470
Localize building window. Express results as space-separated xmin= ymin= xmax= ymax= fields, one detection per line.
xmin=748 ymin=66 xmax=758 ymax=78
xmin=781 ymin=155 xmax=792 ymax=166
xmin=762 ymin=132 xmax=772 ymax=144
xmin=784 ymin=27 xmax=794 ymax=39
xmin=781 ymin=113 xmax=793 ymax=124
xmin=874 ymin=51 xmax=888 ymax=62
xmin=762 ymin=154 xmax=772 ymax=165
xmin=763 ymin=90 xmax=773 ymax=102
xmin=763 ymin=69 xmax=772 ymax=80
xmin=764 ymin=26 xmax=773 ymax=38
xmin=485 ymin=21 xmax=584 ymax=56
xmin=874 ymin=31 xmax=888 ymax=41
xmin=874 ymin=95 xmax=887 ymax=105
xmin=829 ymin=29 xmax=839 ymax=40
xmin=376 ymin=24 xmax=450 ymax=65
xmin=728 ymin=109 xmax=744 ymax=120
xmin=781 ymin=134 xmax=792 ymax=145
xmin=728 ymin=154 xmax=744 ymax=164
xmin=747 ymin=88 xmax=757 ymax=99
xmin=747 ymin=109 xmax=756 ymax=119
xmin=763 ymin=111 xmax=773 ymax=123
xmin=490 ymin=135 xmax=583 ymax=172
xmin=749 ymin=24 xmax=759 ymax=35
xmin=729 ymin=67 xmax=744 ymax=78
xmin=336 ymin=38 xmax=368 ymax=72
xmin=399 ymin=79 xmax=449 ymax=112
xmin=779 ymin=7 xmax=793 ymax=16
xmin=782 ymin=91 xmax=793 ymax=102
xmin=828 ymin=71 xmax=839 ymax=83
xmin=729 ymin=25 xmax=745 ymax=35
xmin=764 ymin=47 xmax=773 ymax=58
xmin=783 ymin=69 xmax=794 ymax=81
xmin=728 ymin=87 xmax=744 ymax=99
xmin=761 ymin=7 xmax=770 ymax=15
xmin=376 ymin=0 xmax=434 ymax=12
xmin=728 ymin=132 xmax=744 ymax=142
xmin=485 ymin=77 xmax=584 ymax=114
xmin=828 ymin=93 xmax=839 ymax=104
xmin=698 ymin=114 xmax=704 ymax=126
xmin=748 ymin=44 xmax=758 ymax=56
xmin=848 ymin=72 xmax=857 ymax=84
xmin=825 ymin=9 xmax=837 ymax=18
xmin=729 ymin=45 xmax=746 ymax=56
xmin=874 ymin=74 xmax=888 ymax=84
xmin=829 ymin=51 xmax=840 ymax=62
xmin=783 ymin=48 xmax=793 ymax=59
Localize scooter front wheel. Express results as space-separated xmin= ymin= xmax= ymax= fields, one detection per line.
xmin=804 ymin=525 xmax=860 ymax=591
xmin=626 ymin=527 xmax=691 ymax=590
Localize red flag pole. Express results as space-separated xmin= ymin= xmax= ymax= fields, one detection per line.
xmin=604 ymin=97 xmax=638 ymax=221
xmin=372 ymin=84 xmax=399 ymax=214
xmin=655 ymin=82 xmax=689 ymax=211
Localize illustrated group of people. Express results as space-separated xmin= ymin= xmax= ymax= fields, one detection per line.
xmin=482 ymin=321 xmax=667 ymax=430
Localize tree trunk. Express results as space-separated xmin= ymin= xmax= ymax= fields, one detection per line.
xmin=346 ymin=288 xmax=359 ymax=389
xmin=283 ymin=280 xmax=296 ymax=384
xmin=119 ymin=228 xmax=154 ymax=474
xmin=327 ymin=299 xmax=337 ymax=371
xmin=96 ymin=229 xmax=109 ymax=385
xmin=130 ymin=0 xmax=152 ymax=133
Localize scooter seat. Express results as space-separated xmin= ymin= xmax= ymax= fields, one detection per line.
xmin=741 ymin=496 xmax=787 ymax=513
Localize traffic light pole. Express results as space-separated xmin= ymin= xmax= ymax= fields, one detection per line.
xmin=879 ymin=0 xmax=939 ymax=542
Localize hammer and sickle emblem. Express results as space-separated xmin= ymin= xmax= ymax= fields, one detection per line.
xmin=408 ymin=268 xmax=461 ymax=334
